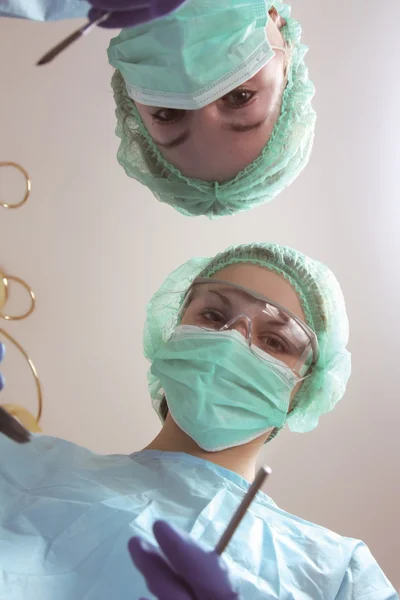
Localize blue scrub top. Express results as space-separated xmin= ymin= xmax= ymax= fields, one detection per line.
xmin=0 ymin=434 xmax=397 ymax=599
xmin=0 ymin=0 xmax=89 ymax=21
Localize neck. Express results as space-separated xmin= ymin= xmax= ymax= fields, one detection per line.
xmin=144 ymin=414 xmax=269 ymax=482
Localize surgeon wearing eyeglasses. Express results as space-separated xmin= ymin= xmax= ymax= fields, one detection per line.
xmin=0 ymin=242 xmax=397 ymax=599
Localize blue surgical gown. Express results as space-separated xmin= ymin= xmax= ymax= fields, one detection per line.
xmin=0 ymin=434 xmax=397 ymax=599
xmin=0 ymin=0 xmax=89 ymax=21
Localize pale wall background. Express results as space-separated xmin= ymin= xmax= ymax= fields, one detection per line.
xmin=0 ymin=0 xmax=399 ymax=588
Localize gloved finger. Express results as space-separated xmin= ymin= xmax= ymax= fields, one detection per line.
xmin=0 ymin=342 xmax=5 ymax=363
xmin=128 ymin=537 xmax=194 ymax=600
xmin=0 ymin=372 xmax=5 ymax=392
xmin=153 ymin=521 xmax=237 ymax=596
xmin=153 ymin=521 xmax=212 ymax=580
xmin=88 ymin=8 xmax=150 ymax=28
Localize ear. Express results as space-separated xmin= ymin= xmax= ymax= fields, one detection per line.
xmin=269 ymin=6 xmax=287 ymax=30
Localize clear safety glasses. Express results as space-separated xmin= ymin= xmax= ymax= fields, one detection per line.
xmin=179 ymin=278 xmax=319 ymax=377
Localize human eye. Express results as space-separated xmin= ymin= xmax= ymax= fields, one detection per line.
xmin=259 ymin=333 xmax=290 ymax=355
xmin=152 ymin=108 xmax=186 ymax=124
xmin=199 ymin=309 xmax=227 ymax=328
xmin=222 ymin=88 xmax=256 ymax=108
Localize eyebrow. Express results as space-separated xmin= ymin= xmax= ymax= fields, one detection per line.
xmin=208 ymin=290 xmax=233 ymax=308
xmin=153 ymin=119 xmax=267 ymax=149
xmin=261 ymin=312 xmax=289 ymax=327
xmin=226 ymin=119 xmax=267 ymax=133
xmin=208 ymin=289 xmax=298 ymax=329
xmin=155 ymin=130 xmax=191 ymax=149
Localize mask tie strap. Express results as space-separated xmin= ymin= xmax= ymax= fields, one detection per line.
xmin=271 ymin=45 xmax=287 ymax=53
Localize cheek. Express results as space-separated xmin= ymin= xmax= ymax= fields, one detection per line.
xmin=179 ymin=308 xmax=194 ymax=326
xmin=134 ymin=103 xmax=157 ymax=134
xmin=260 ymin=55 xmax=284 ymax=77
xmin=180 ymin=313 xmax=189 ymax=325
xmin=251 ymin=54 xmax=286 ymax=100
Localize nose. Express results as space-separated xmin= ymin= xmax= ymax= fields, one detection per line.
xmin=192 ymin=102 xmax=220 ymax=128
xmin=222 ymin=314 xmax=253 ymax=344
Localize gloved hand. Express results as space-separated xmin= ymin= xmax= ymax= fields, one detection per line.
xmin=128 ymin=520 xmax=241 ymax=600
xmin=88 ymin=0 xmax=187 ymax=29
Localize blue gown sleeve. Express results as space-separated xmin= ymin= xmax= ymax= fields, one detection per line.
xmin=0 ymin=0 xmax=90 ymax=21
xmin=335 ymin=541 xmax=398 ymax=599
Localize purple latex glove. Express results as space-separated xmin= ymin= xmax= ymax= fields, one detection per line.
xmin=88 ymin=0 xmax=187 ymax=29
xmin=128 ymin=520 xmax=241 ymax=600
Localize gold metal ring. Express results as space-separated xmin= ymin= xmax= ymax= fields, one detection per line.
xmin=0 ymin=274 xmax=35 ymax=321
xmin=0 ymin=162 xmax=31 ymax=209
xmin=0 ymin=275 xmax=7 ymax=311
xmin=0 ymin=329 xmax=43 ymax=423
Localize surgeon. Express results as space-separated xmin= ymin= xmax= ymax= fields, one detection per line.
xmin=0 ymin=243 xmax=397 ymax=599
xmin=2 ymin=0 xmax=316 ymax=218
xmin=109 ymin=1 xmax=316 ymax=217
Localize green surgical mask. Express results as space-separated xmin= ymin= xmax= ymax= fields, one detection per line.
xmin=150 ymin=325 xmax=300 ymax=451
xmin=108 ymin=1 xmax=285 ymax=109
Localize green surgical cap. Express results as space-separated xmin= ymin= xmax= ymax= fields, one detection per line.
xmin=144 ymin=243 xmax=351 ymax=434
xmin=110 ymin=1 xmax=316 ymax=218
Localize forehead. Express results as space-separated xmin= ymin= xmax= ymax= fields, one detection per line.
xmin=209 ymin=263 xmax=305 ymax=322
